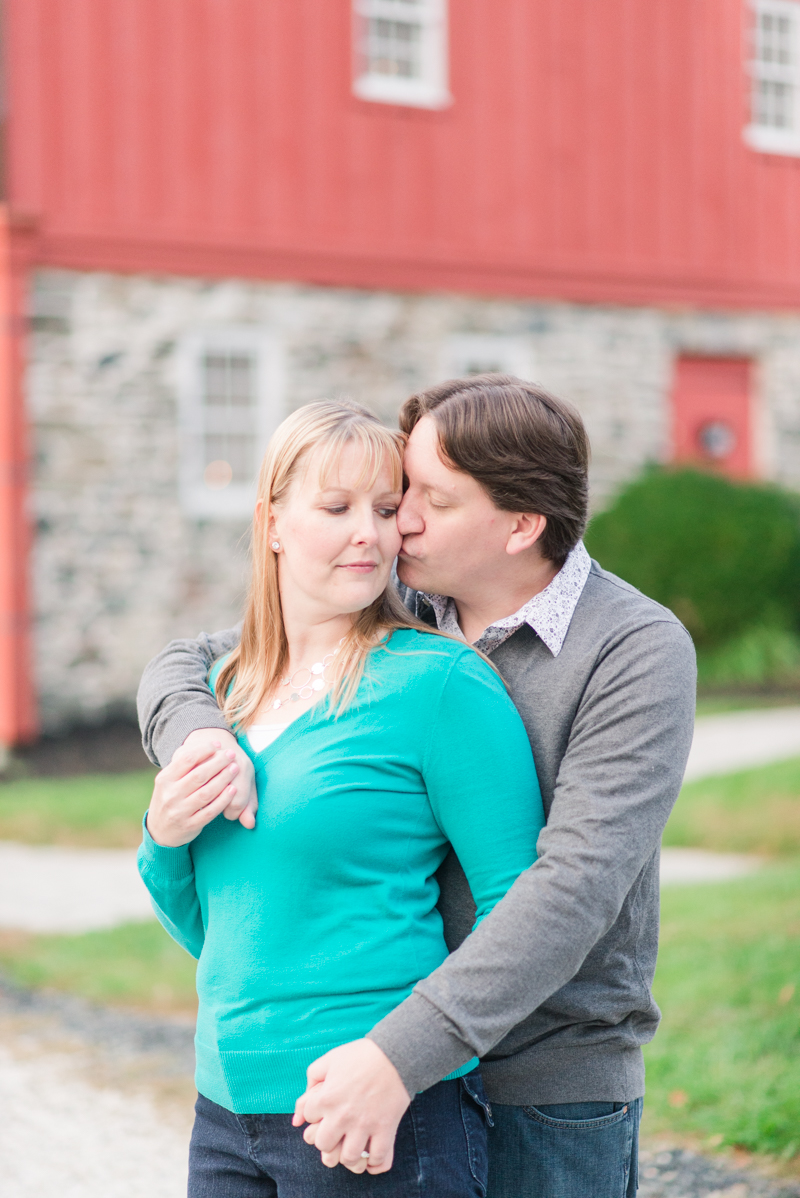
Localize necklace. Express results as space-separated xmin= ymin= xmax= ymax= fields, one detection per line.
xmin=270 ymin=643 xmax=343 ymax=710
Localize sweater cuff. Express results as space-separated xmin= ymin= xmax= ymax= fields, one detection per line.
xmin=153 ymin=701 xmax=231 ymax=767
xmin=367 ymin=991 xmax=476 ymax=1096
xmin=138 ymin=814 xmax=195 ymax=881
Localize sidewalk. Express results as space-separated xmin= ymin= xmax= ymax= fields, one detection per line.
xmin=0 ymin=842 xmax=154 ymax=933
xmin=684 ymin=706 xmax=800 ymax=782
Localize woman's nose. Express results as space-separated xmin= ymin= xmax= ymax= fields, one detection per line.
xmin=353 ymin=515 xmax=380 ymax=546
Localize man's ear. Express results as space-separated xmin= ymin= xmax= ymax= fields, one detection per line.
xmin=506 ymin=512 xmax=547 ymax=557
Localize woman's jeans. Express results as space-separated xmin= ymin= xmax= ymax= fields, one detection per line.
xmin=487 ymin=1098 xmax=643 ymax=1198
xmin=188 ymin=1070 xmax=491 ymax=1197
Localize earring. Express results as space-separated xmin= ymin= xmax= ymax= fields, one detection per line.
xmin=271 ymin=541 xmax=281 ymax=551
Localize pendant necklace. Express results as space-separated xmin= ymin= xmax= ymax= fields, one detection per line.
xmin=270 ymin=641 xmax=343 ymax=710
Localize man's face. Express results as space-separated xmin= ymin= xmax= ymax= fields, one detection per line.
xmin=396 ymin=415 xmax=519 ymax=600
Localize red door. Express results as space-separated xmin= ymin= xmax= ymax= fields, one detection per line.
xmin=671 ymin=357 xmax=753 ymax=478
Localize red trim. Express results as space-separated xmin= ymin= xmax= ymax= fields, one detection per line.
xmin=31 ymin=231 xmax=800 ymax=313
xmin=0 ymin=207 xmax=38 ymax=744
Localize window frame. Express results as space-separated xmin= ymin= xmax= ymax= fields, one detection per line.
xmin=441 ymin=334 xmax=536 ymax=383
xmin=744 ymin=0 xmax=800 ymax=156
xmin=352 ymin=0 xmax=451 ymax=110
xmin=176 ymin=327 xmax=285 ymax=520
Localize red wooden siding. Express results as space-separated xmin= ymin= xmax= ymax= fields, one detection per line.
xmin=5 ymin=0 xmax=800 ymax=308
xmin=671 ymin=357 xmax=754 ymax=478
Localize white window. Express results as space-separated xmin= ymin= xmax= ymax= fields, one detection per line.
xmin=745 ymin=0 xmax=800 ymax=155
xmin=442 ymin=334 xmax=535 ymax=383
xmin=177 ymin=329 xmax=285 ymax=519
xmin=353 ymin=0 xmax=450 ymax=109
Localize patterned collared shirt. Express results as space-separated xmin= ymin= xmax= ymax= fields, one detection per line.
xmin=420 ymin=540 xmax=592 ymax=657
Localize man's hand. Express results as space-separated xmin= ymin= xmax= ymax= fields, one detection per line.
xmin=292 ymin=1039 xmax=411 ymax=1174
xmin=183 ymin=729 xmax=258 ymax=830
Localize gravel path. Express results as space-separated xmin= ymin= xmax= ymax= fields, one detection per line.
xmin=1 ymin=978 xmax=798 ymax=1198
xmin=638 ymin=1146 xmax=800 ymax=1198
xmin=0 ymin=978 xmax=194 ymax=1197
xmin=0 ymin=1047 xmax=190 ymax=1198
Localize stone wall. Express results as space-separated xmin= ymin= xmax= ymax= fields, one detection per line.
xmin=26 ymin=268 xmax=800 ymax=730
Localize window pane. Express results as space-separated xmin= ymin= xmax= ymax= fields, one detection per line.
xmin=202 ymin=352 xmax=256 ymax=407
xmin=756 ymin=77 xmax=794 ymax=127
xmin=228 ymin=355 xmax=255 ymax=406
xmin=201 ymin=350 xmax=257 ymax=486
xmin=751 ymin=6 xmax=799 ymax=132
xmin=365 ymin=17 xmax=422 ymax=78
xmin=758 ymin=11 xmax=794 ymax=66
xmin=203 ymin=355 xmax=230 ymax=405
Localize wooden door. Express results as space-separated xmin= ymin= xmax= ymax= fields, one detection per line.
xmin=671 ymin=356 xmax=753 ymax=478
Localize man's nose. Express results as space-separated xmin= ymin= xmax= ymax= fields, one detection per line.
xmin=397 ymin=492 xmax=423 ymax=536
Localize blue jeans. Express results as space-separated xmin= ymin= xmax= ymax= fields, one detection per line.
xmin=487 ymin=1099 xmax=642 ymax=1198
xmin=188 ymin=1071 xmax=491 ymax=1197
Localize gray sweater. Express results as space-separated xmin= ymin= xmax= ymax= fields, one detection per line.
xmin=137 ymin=561 xmax=696 ymax=1105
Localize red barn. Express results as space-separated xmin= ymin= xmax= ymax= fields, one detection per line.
xmin=0 ymin=0 xmax=799 ymax=737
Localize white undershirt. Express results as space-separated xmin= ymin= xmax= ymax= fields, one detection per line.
xmin=247 ymin=724 xmax=291 ymax=753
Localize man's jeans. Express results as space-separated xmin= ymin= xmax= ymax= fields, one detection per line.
xmin=189 ymin=1071 xmax=491 ymax=1197
xmin=487 ymin=1098 xmax=642 ymax=1198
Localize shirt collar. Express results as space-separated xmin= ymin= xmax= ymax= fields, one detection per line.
xmin=420 ymin=540 xmax=592 ymax=657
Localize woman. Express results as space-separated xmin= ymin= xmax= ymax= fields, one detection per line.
xmin=139 ymin=400 xmax=545 ymax=1197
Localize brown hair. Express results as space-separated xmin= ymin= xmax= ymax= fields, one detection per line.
xmin=215 ymin=399 xmax=450 ymax=726
xmin=400 ymin=374 xmax=590 ymax=566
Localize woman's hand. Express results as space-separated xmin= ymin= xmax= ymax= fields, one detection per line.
xmin=146 ymin=738 xmax=246 ymax=848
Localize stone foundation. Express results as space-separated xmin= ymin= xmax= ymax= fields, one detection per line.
xmin=26 ymin=268 xmax=800 ymax=728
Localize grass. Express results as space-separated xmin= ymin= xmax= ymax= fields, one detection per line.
xmin=644 ymin=860 xmax=800 ymax=1159
xmin=664 ymin=755 xmax=800 ymax=856
xmin=0 ymin=770 xmax=155 ymax=847
xmin=0 ymin=921 xmax=197 ymax=1015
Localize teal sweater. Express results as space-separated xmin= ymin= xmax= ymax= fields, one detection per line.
xmin=138 ymin=630 xmax=544 ymax=1114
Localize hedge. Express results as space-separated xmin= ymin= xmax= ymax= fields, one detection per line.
xmin=584 ymin=469 xmax=800 ymax=648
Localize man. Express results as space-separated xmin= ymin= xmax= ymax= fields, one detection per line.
xmin=138 ymin=375 xmax=696 ymax=1198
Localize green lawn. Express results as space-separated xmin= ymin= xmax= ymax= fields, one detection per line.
xmin=0 ymin=920 xmax=197 ymax=1014
xmin=644 ymin=860 xmax=800 ymax=1159
xmin=0 ymin=770 xmax=155 ymax=847
xmin=664 ymin=755 xmax=800 ymax=856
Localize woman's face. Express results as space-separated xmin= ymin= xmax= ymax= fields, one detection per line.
xmin=268 ymin=440 xmax=402 ymax=623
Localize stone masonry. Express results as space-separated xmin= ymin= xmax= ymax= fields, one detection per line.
xmin=26 ymin=268 xmax=800 ymax=730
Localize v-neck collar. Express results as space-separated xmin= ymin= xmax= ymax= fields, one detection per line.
xmin=241 ymin=703 xmax=321 ymax=767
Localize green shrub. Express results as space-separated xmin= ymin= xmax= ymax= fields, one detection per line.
xmin=585 ymin=469 xmax=800 ymax=647
xmin=696 ymin=625 xmax=800 ymax=691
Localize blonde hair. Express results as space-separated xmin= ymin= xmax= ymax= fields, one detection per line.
xmin=215 ymin=400 xmax=439 ymax=727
